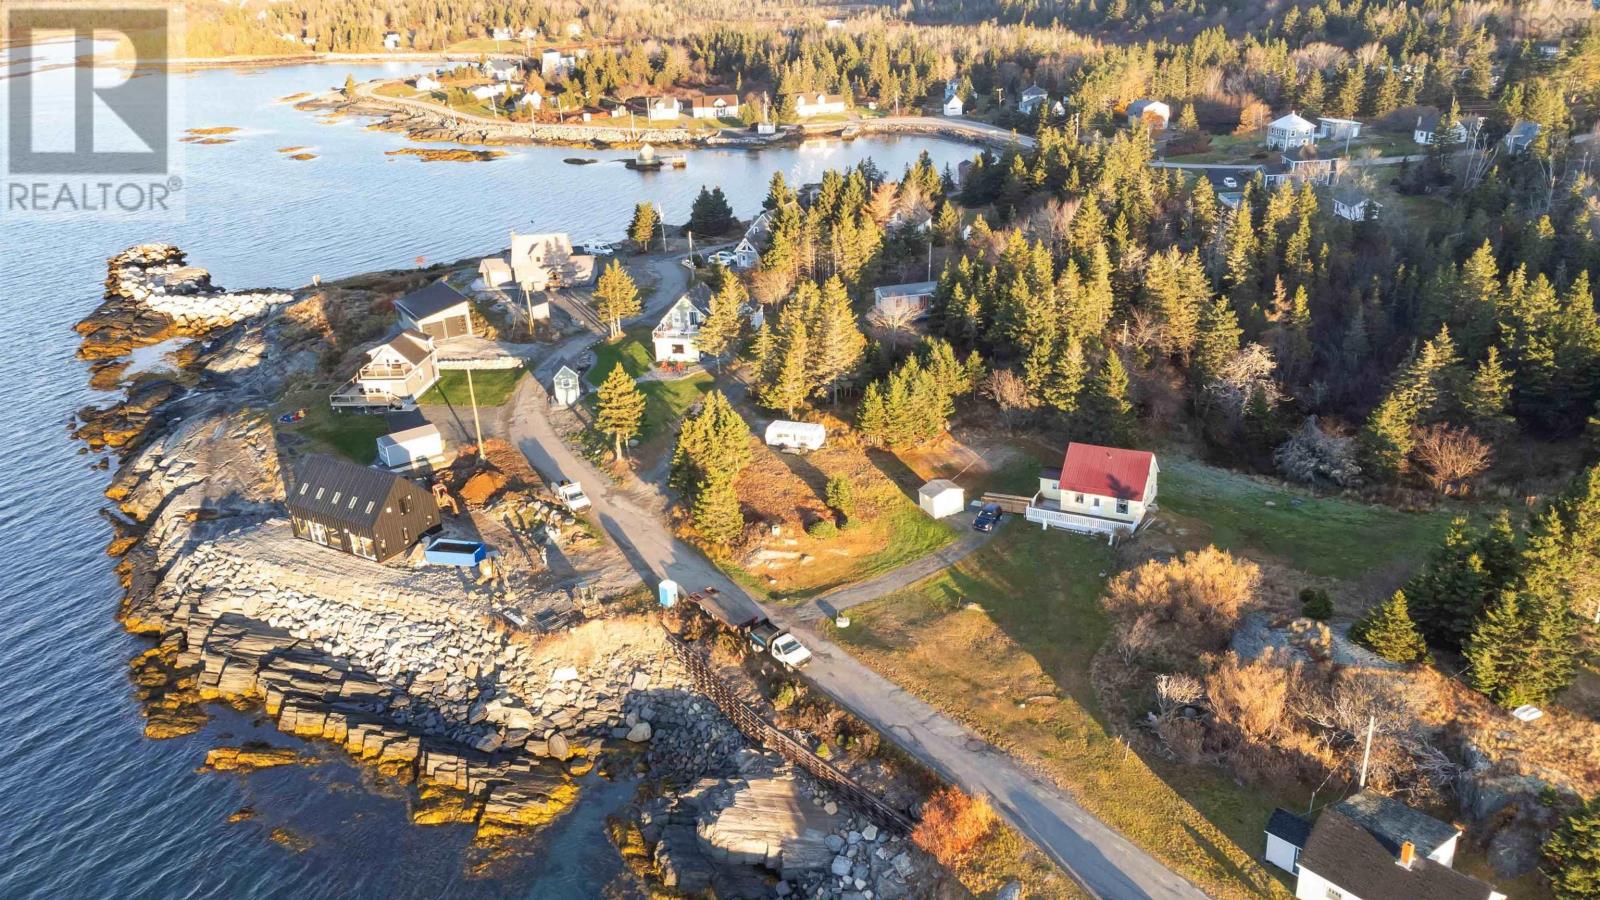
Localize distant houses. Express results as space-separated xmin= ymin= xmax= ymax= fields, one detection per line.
xmin=412 ymin=74 xmax=442 ymax=92
xmin=792 ymin=92 xmax=849 ymax=118
xmin=1266 ymin=145 xmax=1338 ymax=188
xmin=1127 ymin=99 xmax=1170 ymax=130
xmin=395 ymin=281 xmax=474 ymax=341
xmin=646 ymin=96 xmax=682 ymax=121
xmin=507 ymin=232 xmax=579 ymax=290
xmin=1316 ymin=115 xmax=1362 ymax=141
xmin=1026 ymin=442 xmax=1159 ymax=539
xmin=1266 ymin=112 xmax=1317 ymax=150
xmin=482 ymin=59 xmax=520 ymax=82
xmin=943 ymin=79 xmax=965 ymax=116
xmin=689 ymin=94 xmax=739 ymax=119
xmin=1265 ymin=792 xmax=1504 ymax=900
xmin=1414 ymin=111 xmax=1481 ymax=145
xmin=1332 ymin=188 xmax=1380 ymax=222
xmin=286 ymin=454 xmax=441 ymax=562
xmin=1503 ymin=120 xmax=1541 ymax=155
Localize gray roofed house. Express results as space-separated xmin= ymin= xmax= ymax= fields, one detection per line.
xmin=394 ymin=281 xmax=474 ymax=341
xmin=1334 ymin=791 xmax=1460 ymax=861
xmin=1503 ymin=120 xmax=1541 ymax=155
xmin=284 ymin=455 xmax=441 ymax=561
xmin=872 ymin=280 xmax=938 ymax=320
xmin=1295 ymin=808 xmax=1504 ymax=900
xmin=329 ymin=329 xmax=440 ymax=411
xmin=1264 ymin=807 xmax=1313 ymax=874
xmin=1332 ymin=187 xmax=1380 ymax=221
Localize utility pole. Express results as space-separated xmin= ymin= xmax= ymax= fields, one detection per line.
xmin=659 ymin=218 xmax=667 ymax=252
xmin=926 ymin=238 xmax=933 ymax=280
xmin=1357 ymin=715 xmax=1376 ymax=789
xmin=466 ymin=367 xmax=484 ymax=463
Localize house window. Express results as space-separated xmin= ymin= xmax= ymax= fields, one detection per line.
xmin=349 ymin=533 xmax=376 ymax=560
xmin=400 ymin=496 xmax=412 ymax=515
xmin=1092 ymin=497 xmax=1100 ymax=508
xmin=672 ymin=343 xmax=686 ymax=355
xmin=1325 ymin=890 xmax=1343 ymax=900
xmin=1074 ymin=493 xmax=1084 ymax=505
xmin=1116 ymin=499 xmax=1129 ymax=515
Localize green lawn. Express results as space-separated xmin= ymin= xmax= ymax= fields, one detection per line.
xmin=832 ymin=523 xmax=1288 ymax=899
xmin=735 ymin=501 xmax=957 ymax=601
xmin=419 ymin=367 xmax=527 ymax=407
xmin=1158 ymin=458 xmax=1455 ymax=576
xmin=294 ymin=405 xmax=390 ymax=462
xmin=586 ymin=329 xmax=713 ymax=441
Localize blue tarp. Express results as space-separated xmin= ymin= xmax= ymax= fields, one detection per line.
xmin=425 ymin=539 xmax=487 ymax=567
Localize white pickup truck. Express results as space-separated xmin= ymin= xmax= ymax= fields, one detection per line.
xmin=554 ymin=480 xmax=591 ymax=512
xmin=746 ymin=619 xmax=812 ymax=668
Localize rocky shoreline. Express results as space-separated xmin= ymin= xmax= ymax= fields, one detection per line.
xmin=77 ymin=244 xmax=940 ymax=897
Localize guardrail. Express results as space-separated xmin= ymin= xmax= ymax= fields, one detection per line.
xmin=662 ymin=629 xmax=917 ymax=834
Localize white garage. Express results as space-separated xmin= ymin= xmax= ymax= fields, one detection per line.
xmin=918 ymin=479 xmax=965 ymax=519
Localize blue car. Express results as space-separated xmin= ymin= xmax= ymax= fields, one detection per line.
xmin=973 ymin=503 xmax=1003 ymax=532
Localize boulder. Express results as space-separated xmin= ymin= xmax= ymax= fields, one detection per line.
xmin=626 ymin=721 xmax=653 ymax=742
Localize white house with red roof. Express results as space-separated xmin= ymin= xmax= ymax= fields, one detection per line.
xmin=1026 ymin=442 xmax=1159 ymax=539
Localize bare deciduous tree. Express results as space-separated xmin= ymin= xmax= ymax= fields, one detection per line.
xmin=1275 ymin=416 xmax=1362 ymax=487
xmin=979 ymin=368 xmax=1035 ymax=431
xmin=1412 ymin=424 xmax=1492 ymax=495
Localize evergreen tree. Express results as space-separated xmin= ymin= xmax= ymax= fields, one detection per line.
xmin=1193 ymin=296 xmax=1243 ymax=387
xmin=688 ymin=185 xmax=735 ymax=236
xmin=1466 ymin=590 xmax=1536 ymax=705
xmin=595 ymin=364 xmax=646 ymax=460
xmin=825 ymin=474 xmax=856 ymax=522
xmin=592 ymin=259 xmax=640 ymax=339
xmin=628 ymin=202 xmax=661 ymax=252
xmin=697 ymin=276 xmax=745 ymax=371
xmin=809 ymin=276 xmax=867 ymax=401
xmin=1463 ymin=346 xmax=1516 ymax=438
xmin=761 ymin=298 xmax=811 ymax=416
xmin=692 ymin=473 xmax=743 ymax=546
xmin=343 ymin=73 xmax=358 ymax=96
xmin=1545 ymin=795 xmax=1600 ymax=900
xmin=1406 ymin=514 xmax=1519 ymax=651
xmin=1081 ymin=351 xmax=1134 ymax=444
xmin=670 ymin=391 xmax=752 ymax=497
xmin=1351 ymin=590 xmax=1429 ymax=663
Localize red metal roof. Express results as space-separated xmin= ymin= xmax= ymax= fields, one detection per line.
xmin=1058 ymin=442 xmax=1155 ymax=501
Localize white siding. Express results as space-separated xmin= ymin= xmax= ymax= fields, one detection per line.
xmin=1265 ymin=833 xmax=1302 ymax=874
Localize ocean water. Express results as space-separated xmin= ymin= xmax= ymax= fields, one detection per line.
xmin=0 ymin=43 xmax=972 ymax=898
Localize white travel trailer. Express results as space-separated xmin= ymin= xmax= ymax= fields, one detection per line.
xmin=763 ymin=420 xmax=826 ymax=452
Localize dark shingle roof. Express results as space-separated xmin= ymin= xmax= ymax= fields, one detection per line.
xmin=394 ymin=281 xmax=470 ymax=322
xmin=1266 ymin=808 xmax=1313 ymax=848
xmin=286 ymin=455 xmax=404 ymax=530
xmin=372 ymin=329 xmax=435 ymax=367
xmin=1298 ymin=810 xmax=1498 ymax=900
xmin=1334 ymin=792 xmax=1460 ymax=856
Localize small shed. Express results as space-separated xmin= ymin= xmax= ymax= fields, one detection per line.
xmin=376 ymin=422 xmax=444 ymax=469
xmin=918 ymin=479 xmax=965 ymax=519
xmin=552 ymin=365 xmax=582 ymax=407
xmin=1264 ymin=807 xmax=1313 ymax=874
xmin=764 ymin=420 xmax=826 ymax=451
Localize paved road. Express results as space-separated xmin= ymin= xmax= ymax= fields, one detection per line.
xmin=505 ymin=276 xmax=1205 ymax=898
xmin=795 ymin=525 xmax=996 ymax=622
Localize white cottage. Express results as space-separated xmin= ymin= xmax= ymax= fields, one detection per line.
xmin=1266 ymin=112 xmax=1317 ymax=150
xmin=918 ymin=479 xmax=965 ymax=519
xmin=376 ymin=422 xmax=445 ymax=470
xmin=551 ymin=365 xmax=582 ymax=407
xmin=943 ymin=94 xmax=965 ymax=116
xmin=652 ymin=290 xmax=709 ymax=362
xmin=329 ymin=330 xmax=440 ymax=411
xmin=731 ymin=238 xmax=760 ymax=270
xmin=1018 ymin=85 xmax=1049 ymax=115
xmin=792 ymin=92 xmax=849 ymax=118
xmin=1127 ymin=99 xmax=1170 ymax=130
xmin=1027 ymin=442 xmax=1158 ymax=539
xmin=646 ymin=96 xmax=681 ymax=121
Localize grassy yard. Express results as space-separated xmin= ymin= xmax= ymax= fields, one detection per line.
xmin=282 ymin=398 xmax=390 ymax=462
xmin=586 ymin=329 xmax=713 ymax=442
xmin=831 ymin=523 xmax=1289 ymax=899
xmin=1157 ymin=458 xmax=1455 ymax=577
xmin=419 ymin=367 xmax=527 ymax=408
xmin=734 ymin=500 xmax=957 ymax=601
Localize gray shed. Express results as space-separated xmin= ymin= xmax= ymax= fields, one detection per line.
xmin=552 ymin=365 xmax=582 ymax=407
xmin=918 ymin=479 xmax=965 ymax=519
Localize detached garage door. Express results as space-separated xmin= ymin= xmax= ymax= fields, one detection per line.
xmin=421 ymin=313 xmax=471 ymax=341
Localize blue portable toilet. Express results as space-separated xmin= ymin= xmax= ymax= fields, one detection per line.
xmin=658 ymin=579 xmax=679 ymax=608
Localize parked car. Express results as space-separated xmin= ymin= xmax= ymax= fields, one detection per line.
xmin=554 ymin=479 xmax=591 ymax=512
xmin=707 ymin=249 xmax=736 ymax=267
xmin=745 ymin=619 xmax=812 ymax=668
xmin=1222 ymin=176 xmax=1239 ymax=189
xmin=575 ymin=241 xmax=615 ymax=256
xmin=973 ymin=502 xmax=1003 ymax=532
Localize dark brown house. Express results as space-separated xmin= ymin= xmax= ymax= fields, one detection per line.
xmin=285 ymin=455 xmax=440 ymax=562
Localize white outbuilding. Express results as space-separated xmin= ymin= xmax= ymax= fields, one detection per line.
xmin=376 ymin=423 xmax=445 ymax=470
xmin=918 ymin=479 xmax=965 ymax=519
xmin=764 ymin=420 xmax=827 ymax=452
xmin=552 ymin=365 xmax=582 ymax=407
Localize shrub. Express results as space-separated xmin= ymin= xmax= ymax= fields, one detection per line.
xmin=825 ymin=474 xmax=857 ymax=519
xmin=1545 ymin=795 xmax=1600 ymax=899
xmin=1205 ymin=652 xmax=1290 ymax=743
xmin=807 ymin=519 xmax=838 ymax=539
xmin=1351 ymin=590 xmax=1429 ymax=663
xmin=1103 ymin=547 xmax=1260 ymax=657
xmin=912 ymin=787 xmax=1000 ymax=866
xmin=1300 ymin=587 xmax=1333 ymax=620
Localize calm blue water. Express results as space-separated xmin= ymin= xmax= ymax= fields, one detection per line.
xmin=0 ymin=45 xmax=972 ymax=898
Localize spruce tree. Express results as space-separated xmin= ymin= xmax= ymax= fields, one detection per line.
xmin=1466 ymin=590 xmax=1533 ymax=705
xmin=1406 ymin=514 xmax=1519 ymax=651
xmin=809 ymin=276 xmax=866 ymax=402
xmin=697 ymin=277 xmax=745 ymax=372
xmin=692 ymin=473 xmax=743 ymax=546
xmin=688 ymin=185 xmax=735 ymax=236
xmin=595 ymin=364 xmax=646 ymax=460
xmin=825 ymin=474 xmax=856 ymax=522
xmin=1545 ymin=795 xmax=1600 ymax=899
xmin=592 ymin=260 xmax=641 ymax=339
xmin=1081 ymin=351 xmax=1134 ymax=444
xmin=1193 ymin=296 xmax=1243 ymax=387
xmin=1463 ymin=346 xmax=1515 ymax=437
xmin=1351 ymin=590 xmax=1429 ymax=663
xmin=628 ymin=202 xmax=661 ymax=252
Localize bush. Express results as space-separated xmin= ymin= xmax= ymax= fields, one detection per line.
xmin=1545 ymin=795 xmax=1600 ymax=899
xmin=1300 ymin=587 xmax=1333 ymax=620
xmin=807 ymin=519 xmax=838 ymax=539
xmin=912 ymin=787 xmax=1000 ymax=867
xmin=1351 ymin=590 xmax=1429 ymax=663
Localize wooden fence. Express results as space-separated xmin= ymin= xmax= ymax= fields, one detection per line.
xmin=663 ymin=630 xmax=917 ymax=834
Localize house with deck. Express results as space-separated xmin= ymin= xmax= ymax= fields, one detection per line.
xmin=652 ymin=288 xmax=711 ymax=362
xmin=731 ymin=238 xmax=761 ymax=270
xmin=395 ymin=281 xmax=474 ymax=342
xmin=1503 ymin=120 xmax=1541 ymax=155
xmin=1265 ymin=792 xmax=1504 ymax=900
xmin=1414 ymin=111 xmax=1480 ymax=145
xmin=1026 ymin=442 xmax=1158 ymax=539
xmin=330 ymin=330 xmax=440 ymax=411
xmin=285 ymin=455 xmax=440 ymax=562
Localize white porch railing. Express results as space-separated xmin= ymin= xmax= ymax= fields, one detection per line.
xmin=1024 ymin=494 xmax=1135 ymax=541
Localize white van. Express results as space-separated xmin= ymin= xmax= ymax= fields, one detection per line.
xmin=763 ymin=420 xmax=826 ymax=452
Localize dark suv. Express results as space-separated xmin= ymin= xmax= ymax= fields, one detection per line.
xmin=973 ymin=503 xmax=1003 ymax=532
